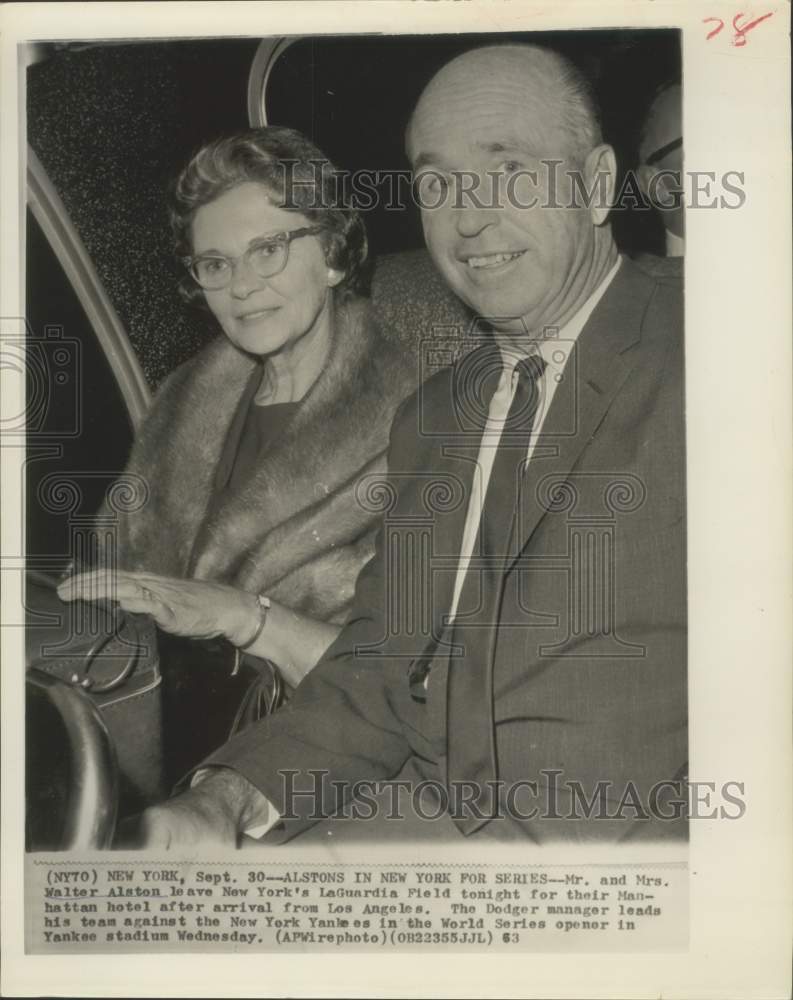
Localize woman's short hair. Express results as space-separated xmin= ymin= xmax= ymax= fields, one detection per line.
xmin=171 ymin=126 xmax=369 ymax=305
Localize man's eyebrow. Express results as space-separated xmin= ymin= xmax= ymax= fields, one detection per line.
xmin=479 ymin=139 xmax=535 ymax=157
xmin=411 ymin=141 xmax=534 ymax=173
xmin=411 ymin=152 xmax=442 ymax=172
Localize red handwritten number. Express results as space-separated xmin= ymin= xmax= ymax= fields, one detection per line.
xmin=732 ymin=11 xmax=775 ymax=45
xmin=703 ymin=16 xmax=725 ymax=39
xmin=703 ymin=11 xmax=774 ymax=45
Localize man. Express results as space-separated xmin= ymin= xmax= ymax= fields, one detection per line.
xmin=635 ymin=81 xmax=685 ymax=273
xmin=138 ymin=44 xmax=687 ymax=847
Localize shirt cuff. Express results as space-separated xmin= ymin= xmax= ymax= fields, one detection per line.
xmin=191 ymin=767 xmax=282 ymax=839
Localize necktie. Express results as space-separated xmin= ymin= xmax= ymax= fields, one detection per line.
xmin=446 ymin=354 xmax=547 ymax=834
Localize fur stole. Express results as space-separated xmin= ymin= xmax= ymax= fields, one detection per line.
xmin=106 ymin=296 xmax=419 ymax=622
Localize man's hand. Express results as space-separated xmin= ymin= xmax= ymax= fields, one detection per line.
xmin=117 ymin=769 xmax=271 ymax=850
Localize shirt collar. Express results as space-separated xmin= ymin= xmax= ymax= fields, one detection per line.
xmin=498 ymin=255 xmax=623 ymax=374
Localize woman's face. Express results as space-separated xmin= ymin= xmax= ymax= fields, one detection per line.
xmin=191 ymin=181 xmax=342 ymax=358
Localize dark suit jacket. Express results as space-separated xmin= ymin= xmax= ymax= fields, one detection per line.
xmin=207 ymin=257 xmax=687 ymax=842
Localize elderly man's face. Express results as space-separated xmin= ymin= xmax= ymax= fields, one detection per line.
xmin=408 ymin=63 xmax=600 ymax=336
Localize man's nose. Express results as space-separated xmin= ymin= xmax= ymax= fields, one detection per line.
xmin=452 ymin=181 xmax=500 ymax=238
xmin=454 ymin=204 xmax=500 ymax=238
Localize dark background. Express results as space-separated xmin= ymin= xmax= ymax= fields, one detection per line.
xmin=27 ymin=31 xmax=681 ymax=389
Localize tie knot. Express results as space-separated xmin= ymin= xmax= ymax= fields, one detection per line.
xmin=502 ymin=354 xmax=546 ymax=433
xmin=514 ymin=353 xmax=547 ymax=386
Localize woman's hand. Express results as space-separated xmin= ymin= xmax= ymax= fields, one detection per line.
xmin=56 ymin=570 xmax=259 ymax=647
xmin=57 ymin=570 xmax=342 ymax=686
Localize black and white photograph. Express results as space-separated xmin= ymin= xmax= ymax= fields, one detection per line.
xmin=1 ymin=2 xmax=790 ymax=997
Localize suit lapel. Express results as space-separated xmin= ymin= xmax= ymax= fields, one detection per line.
xmin=508 ymin=258 xmax=656 ymax=572
xmin=427 ymin=441 xmax=480 ymax=640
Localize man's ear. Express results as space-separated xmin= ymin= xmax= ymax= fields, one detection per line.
xmin=583 ymin=143 xmax=617 ymax=226
xmin=636 ymin=163 xmax=654 ymax=201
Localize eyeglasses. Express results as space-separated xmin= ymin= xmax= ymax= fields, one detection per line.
xmin=182 ymin=225 xmax=325 ymax=291
xmin=645 ymin=136 xmax=683 ymax=166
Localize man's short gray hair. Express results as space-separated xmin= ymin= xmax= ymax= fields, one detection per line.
xmin=407 ymin=44 xmax=603 ymax=165
xmin=536 ymin=46 xmax=603 ymax=160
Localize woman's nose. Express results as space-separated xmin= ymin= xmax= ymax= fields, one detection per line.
xmin=229 ymin=255 xmax=267 ymax=297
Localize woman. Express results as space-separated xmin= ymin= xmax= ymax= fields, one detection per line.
xmin=58 ymin=127 xmax=420 ymax=688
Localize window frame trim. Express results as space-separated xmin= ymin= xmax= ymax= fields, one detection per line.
xmin=26 ymin=145 xmax=151 ymax=430
xmin=246 ymin=36 xmax=296 ymax=127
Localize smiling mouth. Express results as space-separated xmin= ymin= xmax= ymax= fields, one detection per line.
xmin=465 ymin=251 xmax=526 ymax=270
xmin=237 ymin=307 xmax=280 ymax=322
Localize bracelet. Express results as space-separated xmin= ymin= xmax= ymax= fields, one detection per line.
xmin=232 ymin=594 xmax=271 ymax=676
xmin=239 ymin=593 xmax=271 ymax=649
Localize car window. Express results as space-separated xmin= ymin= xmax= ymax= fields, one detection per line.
xmin=27 ymin=39 xmax=260 ymax=388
